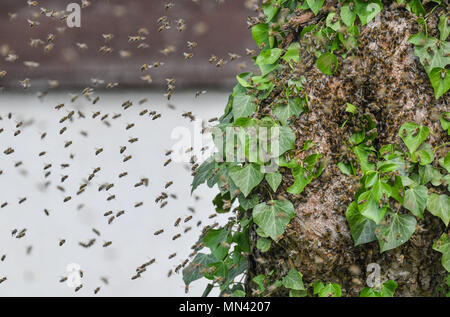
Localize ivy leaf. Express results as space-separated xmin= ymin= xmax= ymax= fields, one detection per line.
xmin=338 ymin=161 xmax=355 ymax=176
xmin=439 ymin=14 xmax=450 ymax=41
xmin=426 ymin=193 xmax=450 ymax=226
xmin=408 ymin=0 xmax=426 ymax=16
xmin=203 ymin=228 xmax=231 ymax=261
xmin=317 ymin=52 xmax=338 ymax=75
xmin=253 ymin=200 xmax=295 ymax=240
xmin=403 ymin=185 xmax=428 ymax=219
xmin=433 ymin=233 xmax=450 ymax=272
xmin=191 ymin=158 xmax=215 ymax=193
xmin=345 ymin=102 xmax=358 ymax=114
xmin=252 ymin=23 xmax=269 ymax=47
xmin=439 ymin=152 xmax=450 ymax=173
xmin=354 ymin=145 xmax=375 ymax=173
xmin=236 ymin=72 xmax=252 ymax=88
xmin=238 ymin=194 xmax=259 ymax=211
xmin=282 ymin=269 xmax=305 ymax=291
xmin=229 ymin=164 xmax=264 ymax=197
xmin=256 ymin=237 xmax=272 ymax=252
xmin=398 ymin=123 xmax=429 ymax=154
xmin=354 ymin=0 xmax=382 ymax=25
xmin=346 ymin=201 xmax=377 ymax=246
xmin=277 ymin=126 xmax=297 ymax=155
xmin=441 ymin=112 xmax=450 ymax=134
xmin=262 ymin=2 xmax=280 ymax=22
xmin=265 ymin=172 xmax=282 ymax=192
xmin=182 ymin=253 xmax=217 ymax=286
xmin=287 ymin=166 xmax=313 ymax=195
xmin=381 ymin=280 xmax=398 ymax=297
xmin=413 ymin=143 xmax=434 ymax=165
xmin=429 ymin=68 xmax=450 ymax=99
xmin=282 ymin=43 xmax=300 ymax=64
xmin=376 ymin=212 xmax=417 ymax=253
xmin=273 ymin=97 xmax=304 ymax=125
xmin=306 ymin=0 xmax=325 ymax=15
xmin=232 ymin=93 xmax=257 ymax=120
xmin=256 ymin=48 xmax=283 ymax=66
xmin=317 ymin=283 xmax=342 ymax=297
xmin=340 ymin=1 xmax=357 ymax=26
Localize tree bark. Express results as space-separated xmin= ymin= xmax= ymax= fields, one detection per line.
xmin=247 ymin=3 xmax=448 ymax=297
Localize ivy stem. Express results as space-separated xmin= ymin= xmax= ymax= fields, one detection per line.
xmin=434 ymin=142 xmax=449 ymax=152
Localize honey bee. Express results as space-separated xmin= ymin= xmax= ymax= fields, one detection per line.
xmin=165 ymin=181 xmax=173 ymax=189
xmin=94 ymin=287 xmax=101 ymax=294
xmin=187 ymin=41 xmax=197 ymax=49
xmin=95 ymin=148 xmax=104 ymax=155
xmin=102 ymin=34 xmax=114 ymax=42
xmin=164 ymin=159 xmax=172 ymax=166
xmin=59 ymin=239 xmax=66 ymax=246
xmin=1 ymin=255 xmax=6 ymax=262
xmin=172 ymin=234 xmax=181 ymax=241
xmin=154 ymin=229 xmax=164 ymax=236
xmin=75 ymin=284 xmax=83 ymax=292
xmin=119 ymin=172 xmax=128 ymax=178
xmin=103 ymin=241 xmax=112 ymax=248
xmin=134 ymin=202 xmax=143 ymax=208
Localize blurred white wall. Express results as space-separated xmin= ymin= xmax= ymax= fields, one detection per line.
xmin=0 ymin=90 xmax=229 ymax=296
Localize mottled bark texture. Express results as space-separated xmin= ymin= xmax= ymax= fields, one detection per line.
xmin=247 ymin=3 xmax=448 ymax=296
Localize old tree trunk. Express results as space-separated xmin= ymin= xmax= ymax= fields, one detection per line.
xmin=246 ymin=2 xmax=449 ymax=296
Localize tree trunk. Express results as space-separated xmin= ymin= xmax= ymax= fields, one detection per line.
xmin=247 ymin=2 xmax=448 ymax=297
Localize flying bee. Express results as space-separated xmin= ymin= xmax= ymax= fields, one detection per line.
xmin=116 ymin=210 xmax=125 ymax=217
xmin=134 ymin=202 xmax=143 ymax=208
xmin=128 ymin=35 xmax=145 ymax=42
xmin=1 ymin=202 xmax=8 ymax=209
xmin=99 ymin=46 xmax=113 ymax=54
xmin=184 ymin=227 xmax=192 ymax=233
xmin=0 ymin=277 xmax=7 ymax=284
xmin=216 ymin=59 xmax=227 ymax=67
xmin=59 ymin=239 xmax=66 ymax=246
xmin=63 ymin=196 xmax=71 ymax=203
xmin=106 ymin=82 xmax=118 ymax=89
xmin=154 ymin=229 xmax=164 ymax=236
xmin=165 ymin=181 xmax=173 ymax=189
xmin=94 ymin=287 xmax=101 ymax=294
xmin=19 ymin=78 xmax=31 ymax=89
xmin=95 ymin=148 xmax=103 ymax=155
xmin=107 ymin=195 xmax=116 ymax=201
xmin=119 ymin=172 xmax=128 ymax=178
xmin=1 ymin=255 xmax=5 ymax=262
xmin=4 ymin=148 xmax=14 ymax=155
xmin=195 ymin=90 xmax=207 ymax=98
xmin=128 ymin=137 xmax=138 ymax=143
xmin=102 ymin=33 xmax=114 ymax=42
xmin=187 ymin=41 xmax=197 ymax=49
xmin=75 ymin=285 xmax=83 ymax=292
xmin=60 ymin=127 xmax=67 ymax=135
xmin=228 ymin=53 xmax=241 ymax=61
xmin=0 ymin=71 xmax=7 ymax=78
xmin=108 ymin=216 xmax=115 ymax=225
xmin=184 ymin=216 xmax=193 ymax=223
xmin=103 ymin=241 xmax=112 ymax=248
xmin=172 ymin=234 xmax=181 ymax=241
xmin=164 ymin=159 xmax=172 ymax=166
xmin=27 ymin=19 xmax=40 ymax=28
xmin=123 ymin=155 xmax=132 ymax=162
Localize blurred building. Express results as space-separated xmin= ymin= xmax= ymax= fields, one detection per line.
xmin=0 ymin=0 xmax=256 ymax=90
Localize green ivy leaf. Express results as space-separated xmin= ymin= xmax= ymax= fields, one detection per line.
xmin=346 ymin=201 xmax=377 ymax=245
xmin=236 ymin=72 xmax=252 ymax=88
xmin=433 ymin=233 xmax=450 ymax=272
xmin=232 ymin=93 xmax=257 ymax=120
xmin=354 ymin=145 xmax=375 ymax=173
xmin=408 ymin=0 xmax=426 ymax=16
xmin=376 ymin=212 xmax=417 ymax=253
xmin=287 ymin=166 xmax=313 ymax=195
xmin=262 ymin=2 xmax=280 ymax=22
xmin=358 ymin=191 xmax=386 ymax=224
xmin=426 ymin=193 xmax=450 ymax=226
xmin=345 ymin=102 xmax=358 ymax=114
xmin=354 ymin=0 xmax=382 ymax=25
xmin=439 ymin=14 xmax=450 ymax=41
xmin=191 ymin=158 xmax=215 ymax=193
xmin=317 ymin=52 xmax=338 ymax=75
xmin=380 ymin=280 xmax=398 ymax=297
xmin=340 ymin=1 xmax=357 ymax=26
xmin=282 ymin=43 xmax=300 ymax=64
xmin=253 ymin=200 xmax=295 ymax=240
xmin=439 ymin=152 xmax=450 ymax=173
xmin=338 ymin=161 xmax=356 ymax=176
xmin=203 ymin=228 xmax=232 ymax=261
xmin=306 ymin=0 xmax=325 ymax=15
xmin=238 ymin=194 xmax=259 ymax=211
xmin=413 ymin=143 xmax=434 ymax=165
xmin=441 ymin=112 xmax=450 ymax=134
xmin=252 ymin=23 xmax=269 ymax=47
xmin=398 ymin=123 xmax=429 ymax=154
xmin=229 ymin=164 xmax=264 ymax=197
xmin=265 ymin=172 xmax=282 ymax=192
xmin=282 ymin=269 xmax=305 ymax=291
xmin=256 ymin=48 xmax=283 ymax=66
xmin=429 ymin=68 xmax=450 ymax=99
xmin=182 ymin=253 xmax=217 ymax=286
xmin=316 ymin=283 xmax=342 ymax=297
xmin=403 ymin=185 xmax=428 ymax=219
xmin=256 ymin=237 xmax=272 ymax=253
xmin=273 ymin=97 xmax=304 ymax=125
